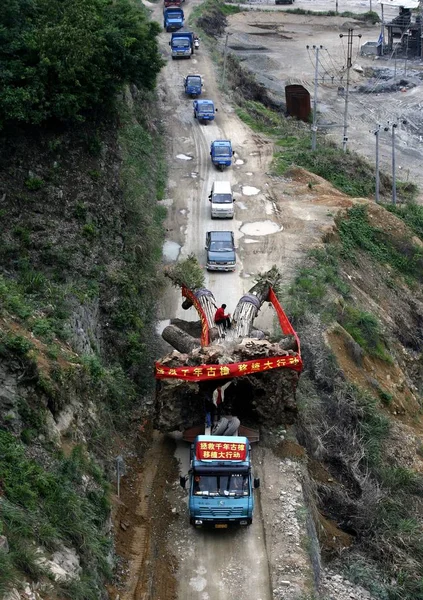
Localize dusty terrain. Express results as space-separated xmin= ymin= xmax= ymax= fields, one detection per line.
xmin=223 ymin=6 xmax=423 ymax=199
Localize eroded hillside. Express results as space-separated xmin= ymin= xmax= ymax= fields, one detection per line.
xmin=283 ymin=193 xmax=423 ymax=599
xmin=0 ymin=86 xmax=166 ymax=598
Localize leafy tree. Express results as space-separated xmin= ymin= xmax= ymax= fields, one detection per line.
xmin=0 ymin=0 xmax=163 ymax=127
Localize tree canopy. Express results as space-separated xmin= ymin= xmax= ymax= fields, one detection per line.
xmin=0 ymin=0 xmax=164 ymax=127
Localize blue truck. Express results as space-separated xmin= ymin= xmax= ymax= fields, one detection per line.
xmin=169 ymin=31 xmax=193 ymax=58
xmin=180 ymin=435 xmax=260 ymax=528
xmin=184 ymin=74 xmax=203 ymax=97
xmin=163 ymin=7 xmax=184 ymax=32
xmin=210 ymin=139 xmax=234 ymax=170
xmin=193 ymin=99 xmax=217 ymax=124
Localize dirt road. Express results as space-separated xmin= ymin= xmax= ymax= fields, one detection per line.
xmin=114 ymin=1 xmax=377 ymax=599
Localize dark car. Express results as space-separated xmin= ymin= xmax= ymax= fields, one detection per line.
xmin=205 ymin=231 xmax=236 ymax=271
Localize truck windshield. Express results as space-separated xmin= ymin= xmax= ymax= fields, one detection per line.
xmin=200 ymin=105 xmax=214 ymax=113
xmin=173 ymin=39 xmax=189 ymax=47
xmin=214 ymin=147 xmax=231 ymax=157
xmin=210 ymin=240 xmax=233 ymax=251
xmin=193 ymin=474 xmax=249 ymax=496
xmin=187 ymin=77 xmax=201 ymax=85
xmin=212 ymin=194 xmax=232 ymax=204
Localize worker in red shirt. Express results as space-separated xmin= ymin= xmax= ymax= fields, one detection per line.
xmin=214 ymin=304 xmax=231 ymax=329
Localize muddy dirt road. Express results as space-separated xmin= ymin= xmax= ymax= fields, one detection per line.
xmin=114 ymin=1 xmax=382 ymax=599
xmin=155 ymin=3 xmax=337 ymax=335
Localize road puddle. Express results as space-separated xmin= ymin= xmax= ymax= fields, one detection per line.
xmin=176 ymin=154 xmax=193 ymax=160
xmin=240 ymin=220 xmax=282 ymax=236
xmin=189 ymin=574 xmax=207 ymax=592
xmin=242 ymin=185 xmax=260 ymax=196
xmin=162 ymin=240 xmax=181 ymax=262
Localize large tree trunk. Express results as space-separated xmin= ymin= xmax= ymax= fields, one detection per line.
xmin=156 ymin=267 xmax=300 ymax=433
xmin=232 ymin=269 xmax=279 ymax=338
xmin=162 ymin=325 xmax=201 ymax=354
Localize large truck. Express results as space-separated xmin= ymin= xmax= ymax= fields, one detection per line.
xmin=180 ymin=435 xmax=260 ymax=528
xmin=169 ymin=31 xmax=193 ymax=58
xmin=163 ymin=7 xmax=184 ymax=32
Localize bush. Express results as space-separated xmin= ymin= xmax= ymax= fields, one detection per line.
xmin=0 ymin=431 xmax=110 ymax=589
xmin=0 ymin=0 xmax=164 ymax=127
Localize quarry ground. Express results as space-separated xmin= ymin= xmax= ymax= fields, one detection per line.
xmin=109 ymin=1 xmax=423 ymax=599
xmin=222 ymin=3 xmax=423 ymax=199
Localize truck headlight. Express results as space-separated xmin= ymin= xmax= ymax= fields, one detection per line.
xmin=195 ymin=519 xmax=203 ymax=526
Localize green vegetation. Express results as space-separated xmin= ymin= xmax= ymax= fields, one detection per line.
xmin=110 ymin=93 xmax=167 ymax=385
xmin=166 ymin=254 xmax=205 ymax=291
xmin=287 ymin=246 xmax=349 ymax=320
xmin=339 ymin=305 xmax=391 ymax=361
xmin=338 ymin=205 xmax=423 ymax=282
xmin=234 ymin=100 xmax=418 ymax=202
xmin=24 ymin=177 xmax=45 ymax=191
xmin=0 ymin=1 xmax=168 ymax=596
xmin=0 ymin=0 xmax=163 ymax=127
xmin=387 ymin=201 xmax=423 ymax=240
xmin=190 ymin=0 xmax=241 ymax=36
xmin=0 ymin=432 xmax=110 ymax=595
xmin=284 ymin=8 xmax=380 ymax=23
xmin=0 ymin=330 xmax=34 ymax=357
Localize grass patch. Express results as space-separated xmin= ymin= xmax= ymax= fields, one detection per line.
xmin=338 ymin=304 xmax=391 ymax=362
xmin=387 ymin=201 xmax=423 ymax=241
xmin=284 ymin=7 xmax=380 ymax=22
xmin=191 ymin=0 xmax=241 ymax=36
xmin=338 ymin=204 xmax=423 ymax=282
xmin=287 ymin=246 xmax=349 ymax=321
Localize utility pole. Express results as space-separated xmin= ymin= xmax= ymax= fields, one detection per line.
xmin=310 ymin=45 xmax=322 ymax=151
xmin=384 ymin=120 xmax=407 ymax=205
xmin=404 ymin=31 xmax=409 ymax=76
xmin=221 ymin=33 xmax=229 ymax=88
xmin=335 ymin=0 xmax=338 ymax=14
xmin=339 ymin=29 xmax=362 ymax=152
xmin=391 ymin=122 xmax=397 ymax=205
xmin=374 ymin=125 xmax=381 ymax=203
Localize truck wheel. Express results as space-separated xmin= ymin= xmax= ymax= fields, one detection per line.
xmin=223 ymin=417 xmax=240 ymax=436
xmin=212 ymin=417 xmax=228 ymax=436
xmin=193 ymin=111 xmax=196 ymax=119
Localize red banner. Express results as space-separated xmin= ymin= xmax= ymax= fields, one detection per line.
xmin=196 ymin=440 xmax=247 ymax=461
xmin=155 ymin=286 xmax=302 ymax=381
xmin=182 ymin=286 xmax=209 ymax=347
xmin=268 ymin=287 xmax=301 ymax=356
xmin=155 ymin=354 xmax=302 ymax=381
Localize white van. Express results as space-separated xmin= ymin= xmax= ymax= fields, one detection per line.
xmin=208 ymin=181 xmax=234 ymax=219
